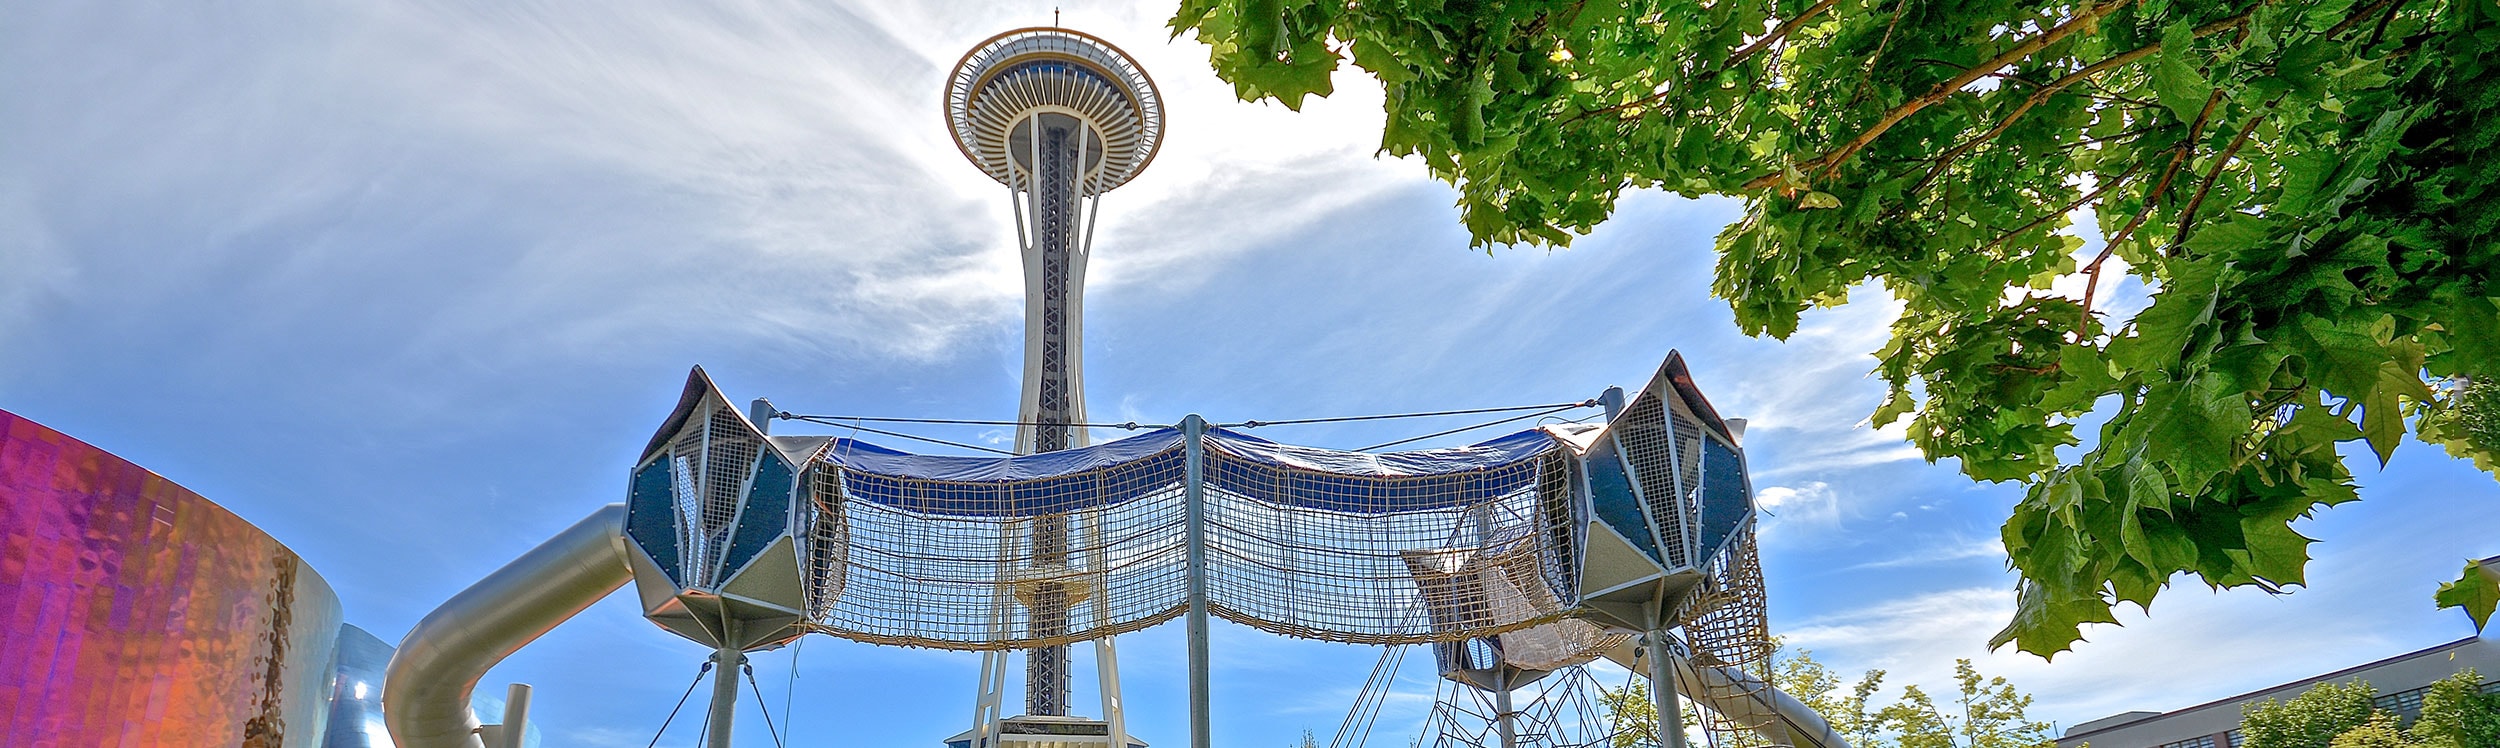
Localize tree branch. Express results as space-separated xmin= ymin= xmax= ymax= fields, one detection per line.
xmin=1905 ymin=7 xmax=2265 ymax=197
xmin=1980 ymin=157 xmax=2151 ymax=254
xmin=1743 ymin=0 xmax=2316 ymax=194
xmin=2167 ymin=110 xmax=2268 ymax=254
xmin=2079 ymin=89 xmax=2223 ymax=333
xmin=1572 ymin=0 xmax=1838 ymax=123
xmin=1741 ymin=0 xmax=2140 ymax=191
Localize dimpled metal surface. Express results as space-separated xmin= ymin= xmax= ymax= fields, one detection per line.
xmin=0 ymin=409 xmax=342 ymax=747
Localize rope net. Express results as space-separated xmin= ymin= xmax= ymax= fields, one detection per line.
xmin=797 ymin=428 xmax=1574 ymax=649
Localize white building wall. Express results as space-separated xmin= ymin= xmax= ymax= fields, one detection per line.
xmin=2056 ymin=636 xmax=2500 ymax=748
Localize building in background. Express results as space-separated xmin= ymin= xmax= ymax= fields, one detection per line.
xmin=2057 ymin=631 xmax=2500 ymax=748
xmin=2 ymin=409 xmax=343 ymax=747
xmin=0 ymin=410 xmax=516 ymax=748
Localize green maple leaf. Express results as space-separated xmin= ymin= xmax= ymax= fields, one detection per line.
xmin=1991 ymin=580 xmax=2120 ymax=659
xmin=2152 ymin=23 xmax=2214 ymax=124
xmin=2129 ymin=376 xmax=2245 ymax=494
xmin=2236 ymin=515 xmax=2315 ymax=587
xmin=2433 ymin=561 xmax=2500 ymax=630
xmin=2114 ymin=259 xmax=2222 ymax=372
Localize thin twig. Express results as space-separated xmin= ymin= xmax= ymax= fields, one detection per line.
xmin=1863 ymin=0 xmax=1913 ymax=78
xmin=2056 ymin=125 xmax=2159 ymax=150
xmin=1979 ymin=157 xmax=2151 ymax=253
xmin=2324 ymin=0 xmax=2407 ymax=37
xmin=1742 ymin=0 xmax=2140 ymax=190
xmin=1571 ymin=0 xmax=1838 ymax=122
xmin=2167 ymin=109 xmax=2270 ymax=254
xmin=1904 ymin=6 xmax=2265 ymax=197
xmin=2078 ymin=89 xmax=2223 ymax=333
xmin=2364 ymin=0 xmax=2406 ymax=46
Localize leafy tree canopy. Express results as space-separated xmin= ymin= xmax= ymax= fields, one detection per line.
xmin=2239 ymin=671 xmax=2500 ymax=748
xmin=1169 ymin=0 xmax=2500 ymax=655
xmin=1604 ymin=646 xmax=2055 ymax=748
xmin=2243 ymin=680 xmax=2382 ymax=748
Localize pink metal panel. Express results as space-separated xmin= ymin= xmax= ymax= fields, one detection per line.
xmin=0 ymin=410 xmax=341 ymax=747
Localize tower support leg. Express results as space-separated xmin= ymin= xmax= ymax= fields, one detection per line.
xmin=1097 ymin=637 xmax=1129 ymax=748
xmin=1646 ymin=630 xmax=1688 ymax=748
xmin=707 ymin=644 xmax=745 ymax=748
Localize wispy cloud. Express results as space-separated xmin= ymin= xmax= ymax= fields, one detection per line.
xmin=1848 ymin=536 xmax=2006 ymax=571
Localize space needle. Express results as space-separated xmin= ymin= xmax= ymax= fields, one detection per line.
xmin=944 ymin=25 xmax=1163 ymax=748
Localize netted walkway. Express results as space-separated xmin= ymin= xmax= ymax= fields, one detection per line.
xmin=799 ymin=426 xmax=1575 ymax=649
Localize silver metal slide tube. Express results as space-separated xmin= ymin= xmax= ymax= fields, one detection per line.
xmin=384 ymin=504 xmax=632 ymax=748
xmin=1672 ymin=655 xmax=1853 ymax=748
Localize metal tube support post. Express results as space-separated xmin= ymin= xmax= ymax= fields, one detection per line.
xmin=1182 ymin=414 xmax=1212 ymax=748
xmin=707 ymin=644 xmax=745 ymax=748
xmin=1647 ymin=631 xmax=1689 ymax=748
xmin=1492 ymin=671 xmax=1517 ymax=748
xmin=497 ymin=684 xmax=533 ymax=748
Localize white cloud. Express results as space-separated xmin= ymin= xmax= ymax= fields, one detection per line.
xmin=1756 ymin=481 xmax=1841 ymax=528
xmin=1848 ymin=536 xmax=2006 ymax=570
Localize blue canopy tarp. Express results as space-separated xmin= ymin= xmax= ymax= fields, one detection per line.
xmin=815 ymin=427 xmax=1556 ymax=517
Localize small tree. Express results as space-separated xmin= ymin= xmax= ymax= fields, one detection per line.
xmin=2238 ymin=681 xmax=2380 ymax=748
xmin=1602 ymin=651 xmax=2052 ymax=748
xmin=1951 ymin=661 xmax=2058 ymax=748
xmin=2410 ymin=670 xmax=2500 ymax=748
xmin=1863 ymin=661 xmax=2055 ymax=748
xmin=1598 ymin=680 xmax=1656 ymax=748
xmin=1836 ymin=672 xmax=1891 ymax=748
xmin=1878 ymin=685 xmax=1958 ymax=748
xmin=2325 ymin=713 xmax=2411 ymax=748
xmin=1771 ymin=645 xmax=1890 ymax=748
xmin=1597 ymin=680 xmax=1702 ymax=748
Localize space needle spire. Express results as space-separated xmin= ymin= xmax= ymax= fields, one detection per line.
xmin=944 ymin=25 xmax=1164 ymax=735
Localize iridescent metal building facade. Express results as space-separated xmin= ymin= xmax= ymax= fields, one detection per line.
xmin=0 ymin=410 xmax=343 ymax=747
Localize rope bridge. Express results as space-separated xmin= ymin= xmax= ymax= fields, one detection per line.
xmin=619 ymin=352 xmax=1770 ymax=696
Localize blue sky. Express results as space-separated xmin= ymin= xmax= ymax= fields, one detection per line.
xmin=4 ymin=2 xmax=2496 ymax=746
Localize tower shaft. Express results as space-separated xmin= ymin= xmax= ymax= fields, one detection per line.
xmin=1013 ymin=112 xmax=1092 ymax=717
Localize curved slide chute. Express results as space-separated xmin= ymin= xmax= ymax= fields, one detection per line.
xmin=1601 ymin=641 xmax=1853 ymax=748
xmin=383 ymin=505 xmax=632 ymax=748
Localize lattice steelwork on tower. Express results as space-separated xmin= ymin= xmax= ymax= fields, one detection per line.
xmin=945 ymin=26 xmax=1164 ymax=719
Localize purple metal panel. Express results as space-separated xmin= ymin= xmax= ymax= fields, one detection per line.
xmin=0 ymin=410 xmax=341 ymax=748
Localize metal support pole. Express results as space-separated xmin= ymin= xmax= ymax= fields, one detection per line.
xmin=707 ymin=644 xmax=746 ymax=748
xmin=1599 ymin=386 xmax=1627 ymax=421
xmin=1096 ymin=638 xmax=1129 ymax=748
xmin=1647 ymin=631 xmax=1688 ymax=748
xmin=1492 ymin=671 xmax=1517 ymax=748
xmin=1182 ymin=414 xmax=1211 ymax=748
xmin=749 ymin=398 xmax=775 ymax=434
xmin=497 ymin=684 xmax=533 ymax=748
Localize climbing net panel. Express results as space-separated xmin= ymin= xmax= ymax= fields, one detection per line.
xmin=795 ymin=427 xmax=1566 ymax=649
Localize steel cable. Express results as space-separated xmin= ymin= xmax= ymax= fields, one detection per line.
xmin=646 ymin=661 xmax=711 ymax=748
